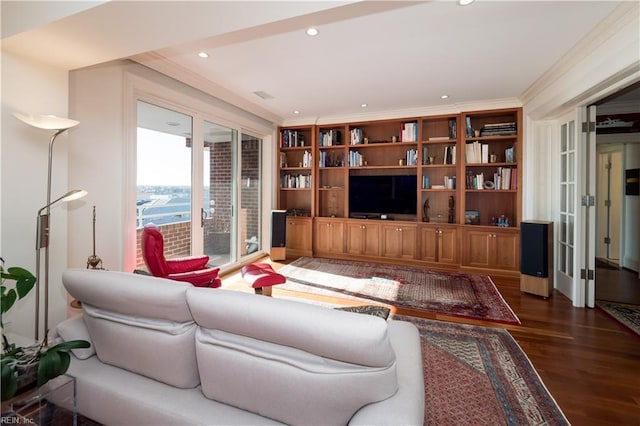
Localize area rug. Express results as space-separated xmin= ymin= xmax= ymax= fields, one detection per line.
xmin=596 ymin=300 xmax=640 ymax=336
xmin=279 ymin=257 xmax=520 ymax=325
xmin=393 ymin=315 xmax=569 ymax=425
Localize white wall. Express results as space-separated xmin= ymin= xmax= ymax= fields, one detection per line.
xmin=67 ymin=60 xmax=275 ymax=274
xmin=1 ymin=51 xmax=74 ymax=339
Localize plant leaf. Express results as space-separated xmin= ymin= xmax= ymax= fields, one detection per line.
xmin=38 ymin=350 xmax=62 ymax=386
xmin=1 ymin=361 xmax=17 ymax=401
xmin=47 ymin=340 xmax=91 ymax=351
xmin=1 ymin=288 xmax=16 ymax=315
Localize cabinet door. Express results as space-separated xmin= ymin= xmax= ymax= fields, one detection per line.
xmin=420 ymin=227 xmax=438 ymax=263
xmin=382 ymin=224 xmax=417 ymax=259
xmin=314 ymin=219 xmax=344 ymax=254
xmin=462 ymin=228 xmax=519 ymax=270
xmin=493 ymin=231 xmax=519 ymax=270
xmin=463 ymin=230 xmax=492 ymax=267
xmin=438 ymin=228 xmax=458 ymax=264
xmin=421 ymin=226 xmax=458 ymax=264
xmin=286 ymin=217 xmax=312 ymax=257
xmin=347 ymin=222 xmax=380 ymax=256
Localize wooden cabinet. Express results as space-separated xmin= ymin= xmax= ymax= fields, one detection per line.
xmin=419 ymin=115 xmax=459 ymax=223
xmin=314 ymin=218 xmax=345 ymax=255
xmin=278 ymin=126 xmax=314 ymax=217
xmin=461 ymin=108 xmax=522 ymax=227
xmin=461 ymin=227 xmax=519 ymax=271
xmin=346 ymin=221 xmax=380 ymax=257
xmin=381 ymin=223 xmax=417 ymax=260
xmin=285 ymin=216 xmax=312 ymax=258
xmin=317 ymin=125 xmax=347 ymax=218
xmin=420 ymin=225 xmax=458 ymax=265
xmin=277 ymin=107 xmax=522 ymax=274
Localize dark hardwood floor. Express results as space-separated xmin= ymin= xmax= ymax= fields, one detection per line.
xmin=222 ymin=259 xmax=640 ymax=425
xmin=595 ymin=260 xmax=640 ymax=304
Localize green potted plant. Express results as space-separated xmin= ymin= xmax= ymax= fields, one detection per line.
xmin=1 ymin=259 xmax=90 ymax=401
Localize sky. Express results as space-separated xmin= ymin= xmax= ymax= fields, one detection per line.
xmin=137 ymin=127 xmax=192 ymax=186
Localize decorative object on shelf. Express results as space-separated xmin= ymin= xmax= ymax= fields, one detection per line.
xmin=13 ymin=112 xmax=88 ymax=343
xmin=465 ymin=210 xmax=480 ymax=224
xmin=448 ymin=196 xmax=455 ymax=224
xmin=86 ymin=206 xmax=103 ymax=270
xmin=423 ymin=198 xmax=430 ymax=222
xmin=0 ymin=260 xmax=90 ymax=401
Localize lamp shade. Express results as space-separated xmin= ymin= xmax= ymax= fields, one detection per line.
xmin=13 ymin=112 xmax=79 ymax=131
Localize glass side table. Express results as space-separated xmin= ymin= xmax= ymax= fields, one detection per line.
xmin=1 ymin=374 xmax=77 ymax=426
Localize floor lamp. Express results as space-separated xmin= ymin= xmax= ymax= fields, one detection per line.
xmin=14 ymin=113 xmax=87 ymax=344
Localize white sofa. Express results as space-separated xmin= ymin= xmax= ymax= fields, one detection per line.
xmin=56 ymin=269 xmax=424 ymax=425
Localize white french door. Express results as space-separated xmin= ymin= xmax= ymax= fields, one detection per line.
xmin=557 ymin=107 xmax=597 ymax=308
xmin=580 ymin=106 xmax=597 ymax=308
xmin=556 ymin=112 xmax=578 ymax=302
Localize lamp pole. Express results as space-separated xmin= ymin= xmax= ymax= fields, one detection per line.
xmin=14 ymin=113 xmax=84 ymax=343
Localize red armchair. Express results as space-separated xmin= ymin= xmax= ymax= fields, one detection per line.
xmin=141 ymin=223 xmax=221 ymax=288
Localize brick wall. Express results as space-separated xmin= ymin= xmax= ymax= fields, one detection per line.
xmin=136 ymin=222 xmax=191 ymax=268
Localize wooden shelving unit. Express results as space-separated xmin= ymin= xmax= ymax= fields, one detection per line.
xmin=277 ymin=107 xmax=523 ymax=275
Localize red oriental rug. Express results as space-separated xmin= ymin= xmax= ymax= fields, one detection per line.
xmin=395 ymin=315 xmax=569 ymax=426
xmin=279 ymin=257 xmax=520 ymax=325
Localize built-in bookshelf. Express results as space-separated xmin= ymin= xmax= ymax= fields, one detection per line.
xmin=277 ymin=107 xmax=522 ymax=274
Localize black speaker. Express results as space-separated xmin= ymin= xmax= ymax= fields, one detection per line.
xmin=520 ymin=221 xmax=552 ymax=277
xmin=271 ymin=210 xmax=286 ymax=248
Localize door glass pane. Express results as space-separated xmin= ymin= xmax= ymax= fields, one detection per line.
xmin=558 ymin=118 xmax=576 ymax=279
xmin=136 ymin=101 xmax=193 ymax=268
xmin=568 ymin=183 xmax=574 ymax=214
xmin=568 ymin=152 xmax=575 ymax=180
xmin=203 ymin=120 xmax=237 ymax=267
xmin=240 ymin=133 xmax=262 ymax=257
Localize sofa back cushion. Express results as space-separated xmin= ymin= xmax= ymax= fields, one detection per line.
xmin=187 ymin=288 xmax=398 ymax=425
xmin=62 ymin=269 xmax=199 ymax=388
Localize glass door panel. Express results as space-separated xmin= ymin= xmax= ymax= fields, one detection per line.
xmin=240 ymin=133 xmax=262 ymax=258
xmin=203 ymin=120 xmax=237 ymax=266
xmin=557 ymin=118 xmax=577 ymax=299
xmin=136 ymin=101 xmax=193 ymax=268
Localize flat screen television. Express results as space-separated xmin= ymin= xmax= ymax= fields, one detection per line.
xmin=349 ymin=174 xmax=417 ymax=217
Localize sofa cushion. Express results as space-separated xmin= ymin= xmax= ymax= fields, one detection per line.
xmin=55 ymin=314 xmax=96 ymax=360
xmin=63 ymin=269 xmax=199 ymax=388
xmin=187 ymin=288 xmax=398 ymax=425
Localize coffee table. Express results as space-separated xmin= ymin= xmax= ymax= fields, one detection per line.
xmin=1 ymin=374 xmax=77 ymax=426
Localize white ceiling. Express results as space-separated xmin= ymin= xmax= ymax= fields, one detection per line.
xmin=2 ymin=1 xmax=628 ymax=125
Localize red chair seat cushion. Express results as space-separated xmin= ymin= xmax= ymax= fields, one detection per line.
xmin=241 ymin=263 xmax=286 ymax=289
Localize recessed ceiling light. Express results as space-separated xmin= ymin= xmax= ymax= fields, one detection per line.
xmin=293 ymin=110 xmax=300 ymax=115
xmin=361 ymin=103 xmax=368 ymax=108
xmin=306 ymin=27 xmax=319 ymax=37
xmin=441 ymin=95 xmax=449 ymax=99
xmin=458 ymin=0 xmax=474 ymax=5
xmin=198 ymin=52 xmax=209 ymax=58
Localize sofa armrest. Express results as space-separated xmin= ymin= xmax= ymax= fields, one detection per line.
xmin=169 ymin=268 xmax=221 ymax=287
xmin=166 ymin=256 xmax=210 ymax=274
xmin=349 ymin=320 xmax=425 ymax=425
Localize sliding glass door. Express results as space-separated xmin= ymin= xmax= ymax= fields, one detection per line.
xmin=136 ymin=101 xmax=194 ymax=264
xmin=136 ymin=100 xmax=264 ymax=270
xmin=202 ymin=120 xmax=237 ymax=266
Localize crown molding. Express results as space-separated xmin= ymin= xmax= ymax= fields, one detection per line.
xmin=281 ymin=98 xmax=522 ymax=127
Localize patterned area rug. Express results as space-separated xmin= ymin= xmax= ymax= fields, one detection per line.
xmin=279 ymin=257 xmax=520 ymax=324
xmin=394 ymin=315 xmax=569 ymax=426
xmin=596 ymin=300 xmax=640 ymax=336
